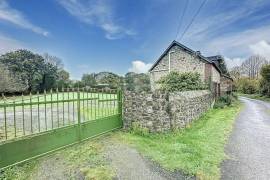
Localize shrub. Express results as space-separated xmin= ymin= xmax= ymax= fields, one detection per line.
xmin=260 ymin=65 xmax=270 ymax=97
xmin=131 ymin=122 xmax=149 ymax=136
xmin=235 ymin=77 xmax=259 ymax=94
xmin=231 ymin=92 xmax=238 ymax=100
xmin=214 ymin=95 xmax=233 ymax=109
xmin=158 ymin=72 xmax=206 ymax=92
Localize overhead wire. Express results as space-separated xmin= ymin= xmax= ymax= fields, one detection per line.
xmin=175 ymin=0 xmax=189 ymax=40
xmin=179 ymin=0 xmax=208 ymax=41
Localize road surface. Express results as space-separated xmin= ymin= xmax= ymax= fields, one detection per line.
xmin=221 ymin=97 xmax=270 ymax=179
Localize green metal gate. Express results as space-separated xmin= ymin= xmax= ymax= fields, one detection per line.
xmin=0 ymin=88 xmax=123 ymax=169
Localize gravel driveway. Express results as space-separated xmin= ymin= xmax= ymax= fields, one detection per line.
xmin=221 ymin=97 xmax=270 ymax=179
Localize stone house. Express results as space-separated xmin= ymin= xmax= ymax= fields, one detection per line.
xmin=207 ymin=55 xmax=233 ymax=95
xmin=149 ymin=41 xmax=233 ymax=96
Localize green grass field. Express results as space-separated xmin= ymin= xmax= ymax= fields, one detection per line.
xmin=115 ymin=102 xmax=242 ymax=180
xmin=0 ymin=92 xmax=117 ymax=105
xmin=0 ymin=91 xmax=119 ymax=142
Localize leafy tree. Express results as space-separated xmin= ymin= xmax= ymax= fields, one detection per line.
xmin=0 ymin=63 xmax=26 ymax=93
xmin=260 ymin=65 xmax=270 ymax=96
xmin=71 ymin=80 xmax=84 ymax=88
xmin=214 ymin=57 xmax=229 ymax=75
xmin=0 ymin=50 xmax=44 ymax=91
xmin=125 ymin=72 xmax=136 ymax=91
xmin=235 ymin=77 xmax=259 ymax=94
xmin=0 ymin=50 xmax=60 ymax=92
xmin=158 ymin=72 xmax=206 ymax=92
xmin=125 ymin=72 xmax=150 ymax=92
xmin=81 ymin=73 xmax=96 ymax=87
xmin=218 ymin=58 xmax=229 ymax=75
xmin=96 ymin=72 xmax=123 ymax=88
xmin=56 ymin=69 xmax=71 ymax=88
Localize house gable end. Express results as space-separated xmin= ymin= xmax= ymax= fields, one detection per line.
xmin=149 ymin=41 xmax=211 ymax=72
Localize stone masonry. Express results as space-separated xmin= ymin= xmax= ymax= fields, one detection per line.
xmin=123 ymin=90 xmax=213 ymax=132
xmin=150 ymin=44 xmax=206 ymax=90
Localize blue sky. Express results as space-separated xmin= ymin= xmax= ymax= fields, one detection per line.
xmin=1 ymin=0 xmax=270 ymax=79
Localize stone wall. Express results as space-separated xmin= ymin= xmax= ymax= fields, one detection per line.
xmin=123 ymin=90 xmax=213 ymax=132
xmin=220 ymin=75 xmax=233 ymax=95
xmin=211 ymin=65 xmax=221 ymax=84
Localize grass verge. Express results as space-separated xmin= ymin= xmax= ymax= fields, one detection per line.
xmin=238 ymin=93 xmax=270 ymax=102
xmin=115 ymin=101 xmax=242 ymax=180
xmin=0 ymin=136 xmax=115 ymax=180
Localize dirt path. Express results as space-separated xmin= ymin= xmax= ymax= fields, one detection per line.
xmin=104 ymin=139 xmax=193 ymax=180
xmin=221 ymin=97 xmax=270 ymax=179
xmin=106 ymin=143 xmax=166 ymax=180
xmin=8 ymin=136 xmax=191 ymax=180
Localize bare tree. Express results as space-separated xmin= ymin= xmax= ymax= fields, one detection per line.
xmin=241 ymin=55 xmax=269 ymax=79
xmin=43 ymin=53 xmax=64 ymax=69
xmin=229 ymin=66 xmax=241 ymax=80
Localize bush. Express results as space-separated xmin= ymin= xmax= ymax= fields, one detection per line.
xmin=260 ymin=65 xmax=270 ymax=97
xmin=214 ymin=95 xmax=234 ymax=109
xmin=235 ymin=77 xmax=259 ymax=94
xmin=231 ymin=92 xmax=238 ymax=100
xmin=130 ymin=122 xmax=149 ymax=136
xmin=158 ymin=72 xmax=206 ymax=92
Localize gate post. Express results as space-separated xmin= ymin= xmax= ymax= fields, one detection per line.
xmin=117 ymin=89 xmax=123 ymax=125
xmin=77 ymin=88 xmax=82 ymax=141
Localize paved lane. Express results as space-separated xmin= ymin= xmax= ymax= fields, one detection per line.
xmin=221 ymin=97 xmax=270 ymax=180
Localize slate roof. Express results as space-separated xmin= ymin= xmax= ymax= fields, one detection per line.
xmin=206 ymin=55 xmax=223 ymax=62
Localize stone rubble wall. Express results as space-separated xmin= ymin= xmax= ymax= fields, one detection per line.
xmin=123 ymin=90 xmax=213 ymax=132
xmin=220 ymin=76 xmax=233 ymax=96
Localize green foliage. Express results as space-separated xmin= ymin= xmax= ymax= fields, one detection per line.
xmin=158 ymin=72 xmax=206 ymax=92
xmin=215 ymin=57 xmax=229 ymax=75
xmin=81 ymin=166 xmax=115 ymax=180
xmin=260 ymin=65 xmax=270 ymax=96
xmin=118 ymin=103 xmax=241 ymax=179
xmin=95 ymin=72 xmax=123 ymax=89
xmin=231 ymin=92 xmax=238 ymax=100
xmin=81 ymin=73 xmax=97 ymax=87
xmin=125 ymin=72 xmax=151 ymax=92
xmin=0 ymin=50 xmax=64 ymax=92
xmin=235 ymin=77 xmax=259 ymax=94
xmin=0 ymin=138 xmax=114 ymax=180
xmin=56 ymin=69 xmax=71 ymax=88
xmin=130 ymin=122 xmax=150 ymax=136
xmin=71 ymin=80 xmax=84 ymax=88
xmin=214 ymin=95 xmax=234 ymax=109
xmin=0 ymin=63 xmax=26 ymax=93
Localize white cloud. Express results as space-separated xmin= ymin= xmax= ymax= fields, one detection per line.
xmin=128 ymin=60 xmax=152 ymax=73
xmin=224 ymin=57 xmax=245 ymax=70
xmin=249 ymin=40 xmax=270 ymax=60
xmin=0 ymin=1 xmax=49 ymax=36
xmin=0 ymin=34 xmax=25 ymax=54
xmin=184 ymin=0 xmax=270 ymax=42
xmin=57 ymin=0 xmax=135 ymax=40
xmin=178 ymin=0 xmax=270 ymax=66
xmin=203 ymin=25 xmax=270 ymax=59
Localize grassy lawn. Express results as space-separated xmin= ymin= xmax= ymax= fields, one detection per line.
xmin=115 ymin=102 xmax=242 ymax=180
xmin=238 ymin=93 xmax=270 ymax=102
xmin=0 ymin=92 xmax=117 ymax=104
xmin=0 ymin=135 xmax=115 ymax=180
